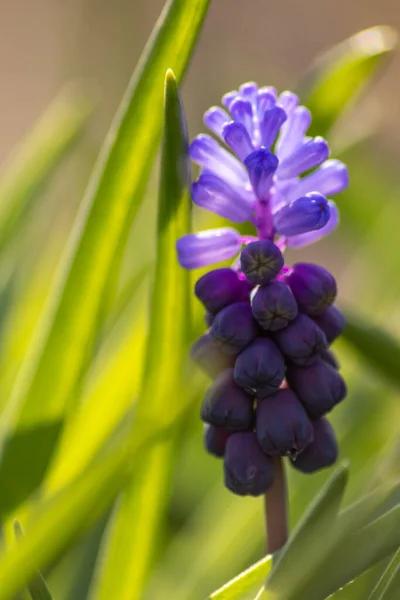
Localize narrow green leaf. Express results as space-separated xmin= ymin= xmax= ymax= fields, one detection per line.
xmin=342 ymin=308 xmax=400 ymax=388
xmin=267 ymin=463 xmax=349 ymax=591
xmin=327 ymin=562 xmax=389 ymax=600
xmin=0 ymin=83 xmax=93 ymax=254
xmin=13 ymin=520 xmax=53 ymax=600
xmin=0 ymin=0 xmax=210 ymax=517
xmin=299 ymin=26 xmax=397 ymax=136
xmin=89 ymin=70 xmax=191 ymax=600
xmin=340 ymin=478 xmax=400 ymax=529
xmin=368 ymin=548 xmax=400 ymax=600
xmin=291 ymin=503 xmax=400 ymax=600
xmin=0 ymin=392 xmax=194 ymax=600
xmin=209 ymin=555 xmax=273 ymax=600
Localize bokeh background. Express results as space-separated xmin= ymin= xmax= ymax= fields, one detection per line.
xmin=1 ymin=1 xmax=400 ymax=599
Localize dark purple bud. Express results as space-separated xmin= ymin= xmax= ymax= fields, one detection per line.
xmin=210 ymin=302 xmax=259 ymax=355
xmin=286 ymin=359 xmax=347 ymax=418
xmin=321 ymin=348 xmax=340 ymax=370
xmin=256 ymin=389 xmax=314 ymax=457
xmin=204 ymin=424 xmax=231 ymax=458
xmin=190 ymin=333 xmax=234 ymax=378
xmin=240 ymin=240 xmax=284 ymax=286
xmin=272 ymin=313 xmax=327 ymax=366
xmin=234 ymin=338 xmax=285 ymax=398
xmin=200 ymin=369 xmax=254 ymax=431
xmin=291 ymin=418 xmax=338 ymax=473
xmin=251 ymin=280 xmax=298 ymax=331
xmin=312 ymin=305 xmax=345 ymax=344
xmin=286 ymin=263 xmax=337 ymax=316
xmin=195 ymin=268 xmax=247 ymax=314
xmin=224 ymin=432 xmax=274 ymax=496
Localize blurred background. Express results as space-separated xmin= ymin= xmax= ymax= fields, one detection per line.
xmin=1 ymin=1 xmax=400 ymax=599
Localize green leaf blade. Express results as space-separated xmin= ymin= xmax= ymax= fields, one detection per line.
xmin=209 ymin=555 xmax=273 ymax=600
xmin=89 ymin=70 xmax=192 ymax=600
xmin=368 ymin=548 xmax=400 ymax=600
xmin=267 ymin=463 xmax=349 ymax=592
xmin=342 ymin=308 xmax=400 ymax=388
xmin=299 ymin=26 xmax=397 ymax=136
xmin=0 ymin=0 xmax=210 ymax=518
xmin=13 ymin=520 xmax=54 ymax=600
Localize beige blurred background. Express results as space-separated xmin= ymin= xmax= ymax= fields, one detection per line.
xmin=0 ymin=0 xmax=399 ymax=161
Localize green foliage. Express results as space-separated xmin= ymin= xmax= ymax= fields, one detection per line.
xmin=0 ymin=6 xmax=398 ymax=600
xmin=299 ymin=26 xmax=397 ymax=136
xmin=89 ymin=69 xmax=192 ymax=600
xmin=13 ymin=519 xmax=53 ymax=600
xmin=341 ymin=309 xmax=400 ymax=388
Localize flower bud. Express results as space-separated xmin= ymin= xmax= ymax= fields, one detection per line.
xmin=286 ymin=263 xmax=337 ymax=316
xmin=204 ymin=424 xmax=231 ymax=457
xmin=240 ymin=240 xmax=284 ymax=286
xmin=195 ymin=268 xmax=248 ymax=314
xmin=190 ymin=333 xmax=234 ymax=379
xmin=312 ymin=305 xmax=345 ymax=344
xmin=251 ymin=280 xmax=298 ymax=331
xmin=291 ymin=418 xmax=338 ymax=473
xmin=272 ymin=313 xmax=327 ymax=366
xmin=224 ymin=432 xmax=274 ymax=496
xmin=234 ymin=338 xmax=285 ymax=398
xmin=286 ymin=359 xmax=347 ymax=418
xmin=200 ymin=369 xmax=254 ymax=431
xmin=210 ymin=302 xmax=259 ymax=355
xmin=256 ymin=389 xmax=313 ymax=457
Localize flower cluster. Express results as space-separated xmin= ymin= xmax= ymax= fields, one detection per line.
xmin=177 ymin=82 xmax=348 ymax=496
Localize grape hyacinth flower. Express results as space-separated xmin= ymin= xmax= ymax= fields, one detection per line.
xmin=176 ymin=81 xmax=349 ymax=499
xmin=176 ymin=83 xmax=348 ymax=270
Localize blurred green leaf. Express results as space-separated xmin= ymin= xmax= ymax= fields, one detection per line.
xmin=13 ymin=519 xmax=53 ymax=600
xmin=327 ymin=563 xmax=389 ymax=600
xmin=340 ymin=479 xmax=400 ymax=527
xmin=44 ymin=300 xmax=147 ymax=493
xmin=268 ymin=463 xmax=348 ymax=588
xmin=291 ymin=503 xmax=400 ymax=600
xmin=209 ymin=555 xmax=272 ymax=600
xmin=147 ymin=484 xmax=263 ymax=600
xmin=0 ymin=83 xmax=93 ymax=255
xmin=0 ymin=412 xmax=178 ymax=600
xmin=299 ymin=26 xmax=397 ymax=136
xmin=342 ymin=308 xmax=400 ymax=388
xmin=368 ymin=548 xmax=400 ymax=600
xmin=0 ymin=0 xmax=210 ymax=517
xmin=90 ymin=69 xmax=191 ymax=600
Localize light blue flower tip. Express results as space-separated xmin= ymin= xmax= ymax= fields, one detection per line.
xmin=176 ymin=228 xmax=242 ymax=269
xmin=244 ymin=149 xmax=279 ymax=201
xmin=273 ymin=192 xmax=330 ymax=237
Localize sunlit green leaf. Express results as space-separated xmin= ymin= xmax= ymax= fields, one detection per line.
xmin=0 ymin=415 xmax=173 ymax=600
xmin=89 ymin=69 xmax=192 ymax=600
xmin=209 ymin=555 xmax=273 ymax=600
xmin=299 ymin=26 xmax=397 ymax=136
xmin=0 ymin=0 xmax=210 ymax=518
xmin=13 ymin=519 xmax=53 ymax=600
